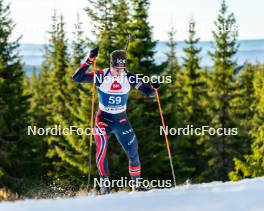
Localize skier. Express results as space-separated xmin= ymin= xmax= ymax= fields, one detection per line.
xmin=72 ymin=47 xmax=160 ymax=194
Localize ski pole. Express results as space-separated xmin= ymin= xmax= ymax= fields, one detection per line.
xmin=87 ymin=59 xmax=97 ymax=191
xmin=154 ymin=89 xmax=176 ymax=187
xmin=125 ymin=33 xmax=136 ymax=52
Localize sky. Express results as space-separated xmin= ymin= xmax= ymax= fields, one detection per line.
xmin=7 ymin=0 xmax=264 ymax=44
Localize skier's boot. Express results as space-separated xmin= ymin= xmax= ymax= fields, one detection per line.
xmin=132 ymin=184 xmax=149 ymax=192
xmin=131 ymin=177 xmax=149 ymax=192
xmin=100 ymin=177 xmax=111 ymax=195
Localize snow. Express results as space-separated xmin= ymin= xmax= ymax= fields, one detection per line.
xmin=1 ymin=177 xmax=264 ymax=211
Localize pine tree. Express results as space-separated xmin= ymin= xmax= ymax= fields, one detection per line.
xmin=0 ymin=0 xmax=38 ymax=193
xmin=127 ymin=0 xmax=157 ymax=74
xmin=27 ymin=68 xmax=43 ymax=125
xmin=231 ymin=63 xmax=256 ymax=157
xmin=43 ymin=13 xmax=72 ymax=188
xmin=173 ymin=19 xmax=208 ymax=183
xmin=85 ymin=0 xmax=115 ymax=68
xmin=161 ymin=25 xmax=182 ymax=129
xmin=206 ymin=0 xmax=239 ymax=181
xmin=229 ymin=65 xmax=264 ymax=180
xmin=52 ymin=15 xmax=94 ymax=188
xmin=164 ymin=26 xmax=180 ymax=74
xmin=38 ymin=12 xmax=61 ymax=128
xmin=35 ymin=38 xmax=58 ymax=188
xmin=112 ymin=0 xmax=130 ymax=50
xmin=19 ymin=67 xmax=49 ymax=196
xmin=156 ymin=25 xmax=185 ymax=182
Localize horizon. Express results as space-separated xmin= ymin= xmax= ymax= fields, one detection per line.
xmin=20 ymin=39 xmax=264 ymax=70
xmin=19 ymin=38 xmax=264 ymax=45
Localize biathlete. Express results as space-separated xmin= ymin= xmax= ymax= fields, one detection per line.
xmin=72 ymin=47 xmax=160 ymax=194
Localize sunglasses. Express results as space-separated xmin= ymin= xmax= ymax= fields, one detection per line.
xmin=112 ymin=67 xmax=125 ymax=72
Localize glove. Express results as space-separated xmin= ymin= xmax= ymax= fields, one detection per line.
xmin=151 ymin=80 xmax=160 ymax=89
xmin=86 ymin=47 xmax=99 ymax=63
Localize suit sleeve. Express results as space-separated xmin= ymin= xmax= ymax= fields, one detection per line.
xmin=72 ymin=62 xmax=94 ymax=83
xmin=127 ymin=72 xmax=155 ymax=97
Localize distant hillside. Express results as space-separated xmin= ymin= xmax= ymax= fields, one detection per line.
xmin=23 ymin=64 xmax=41 ymax=76
xmin=20 ymin=44 xmax=43 ymax=76
xmin=20 ymin=39 xmax=264 ymax=76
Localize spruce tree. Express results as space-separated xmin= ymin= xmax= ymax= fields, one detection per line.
xmin=0 ymin=0 xmax=37 ymax=193
xmin=43 ymin=13 xmax=72 ymax=188
xmin=229 ymin=65 xmax=264 ymax=180
xmin=206 ymin=0 xmax=239 ymax=181
xmin=157 ymin=25 xmax=185 ymax=182
xmin=53 ymin=15 xmax=94 ymax=188
xmin=38 ymin=12 xmax=61 ymax=128
xmin=174 ymin=20 xmax=208 ymax=183
xmin=231 ymin=63 xmax=256 ymax=157
xmin=112 ymin=0 xmax=130 ymax=49
xmin=85 ymin=0 xmax=115 ymax=68
xmin=35 ymin=35 xmax=58 ymax=188
xmin=161 ymin=25 xmax=182 ymax=130
xmin=127 ymin=0 xmax=157 ymax=74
